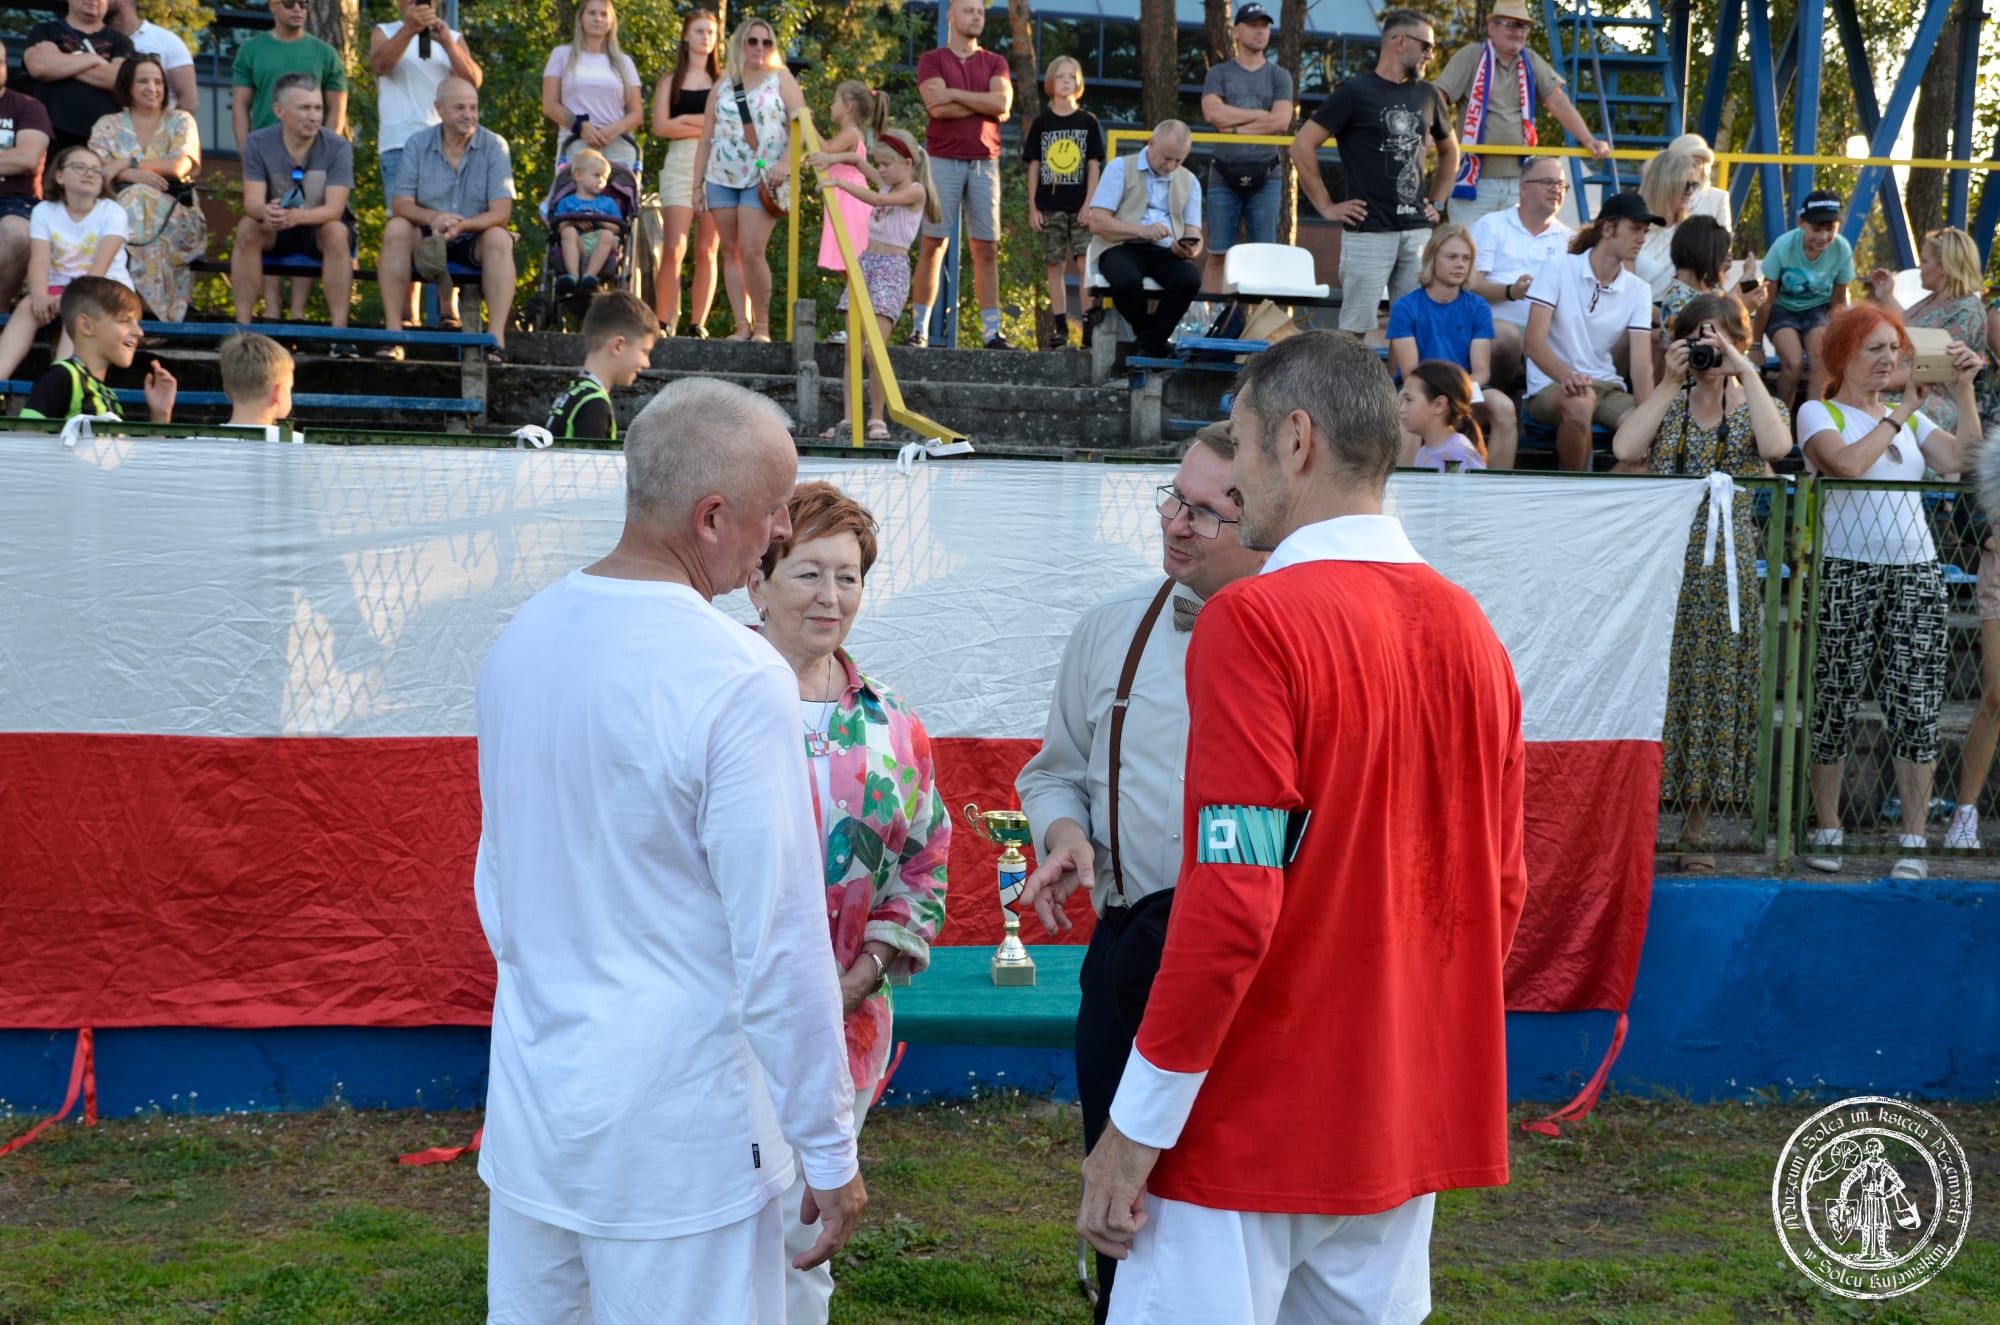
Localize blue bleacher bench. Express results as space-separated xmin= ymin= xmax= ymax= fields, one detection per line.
xmin=1 ymin=380 xmax=483 ymax=415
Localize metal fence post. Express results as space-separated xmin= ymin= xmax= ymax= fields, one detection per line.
xmin=1751 ymin=477 xmax=1790 ymax=852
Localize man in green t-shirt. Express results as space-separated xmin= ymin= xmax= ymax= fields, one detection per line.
xmin=232 ymin=0 xmax=346 ymax=143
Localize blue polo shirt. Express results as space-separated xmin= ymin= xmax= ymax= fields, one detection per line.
xmin=1387 ymin=286 xmax=1495 ymax=371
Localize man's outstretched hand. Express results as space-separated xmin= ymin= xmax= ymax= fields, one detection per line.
xmin=1016 ymin=819 xmax=1095 ymax=935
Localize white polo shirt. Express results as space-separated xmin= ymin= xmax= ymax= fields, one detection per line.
xmin=1524 ymin=249 xmax=1652 ymax=396
xmin=1470 ymin=206 xmax=1572 ymax=325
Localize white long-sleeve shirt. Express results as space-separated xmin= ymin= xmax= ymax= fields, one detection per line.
xmin=474 ymin=570 xmax=857 ymax=1239
xmin=1016 ymin=577 xmax=1194 ymax=915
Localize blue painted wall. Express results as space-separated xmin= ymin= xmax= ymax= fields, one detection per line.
xmin=3 ymin=879 xmax=1994 ymax=1121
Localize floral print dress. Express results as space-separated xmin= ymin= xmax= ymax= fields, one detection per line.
xmin=1649 ymin=391 xmax=1788 ymax=808
xmin=87 ymin=110 xmax=204 ymax=321
xmin=807 ymin=647 xmax=950 ymax=1093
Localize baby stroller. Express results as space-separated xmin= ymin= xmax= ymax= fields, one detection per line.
xmin=522 ymin=140 xmax=645 ymax=332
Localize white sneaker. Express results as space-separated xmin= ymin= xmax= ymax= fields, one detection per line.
xmin=1891 ymin=834 xmax=1928 ymax=879
xmin=1945 ymin=804 xmax=1980 ymax=850
xmin=1803 ymin=827 xmax=1844 ymax=872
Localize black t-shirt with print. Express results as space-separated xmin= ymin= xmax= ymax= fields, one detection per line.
xmin=24 ymin=19 xmax=134 ymax=140
xmin=1020 ymin=107 xmax=1105 ymax=214
xmin=1307 ymin=72 xmax=1451 ymax=232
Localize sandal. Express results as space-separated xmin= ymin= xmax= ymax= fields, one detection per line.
xmin=817 ymin=420 xmax=850 ymax=441
xmin=375 ymin=344 xmax=405 ymax=362
xmin=865 ymin=420 xmax=890 ymax=441
xmin=434 ymin=317 xmax=462 ymax=332
xmin=484 ymin=346 xmax=507 ymax=365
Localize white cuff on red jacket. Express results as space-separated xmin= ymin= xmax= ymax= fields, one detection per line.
xmin=1108 ymin=1048 xmax=1206 ymax=1150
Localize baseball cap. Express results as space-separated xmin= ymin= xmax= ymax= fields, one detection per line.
xmin=1597 ymin=190 xmax=1667 ymax=227
xmin=1234 ymin=2 xmax=1274 ymax=24
xmin=1800 ymin=190 xmax=1842 ymax=222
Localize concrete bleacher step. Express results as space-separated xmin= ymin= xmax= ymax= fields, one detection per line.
xmin=811 ymin=343 xmax=1093 ymax=389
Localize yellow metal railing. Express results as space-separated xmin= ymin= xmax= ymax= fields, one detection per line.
xmin=1101 ymin=129 xmax=1998 ymax=192
xmin=785 ymin=116 xmax=966 ymax=449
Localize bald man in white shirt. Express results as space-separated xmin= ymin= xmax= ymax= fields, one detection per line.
xmin=1016 ymin=425 xmax=1266 ymax=1323
xmin=474 ymin=377 xmax=866 ymax=1324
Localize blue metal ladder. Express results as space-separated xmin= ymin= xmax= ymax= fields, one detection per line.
xmin=1539 ymin=0 xmax=1685 ymax=218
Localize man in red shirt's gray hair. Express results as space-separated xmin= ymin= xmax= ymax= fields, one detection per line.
xmin=1078 ymin=330 xmax=1528 ymax=1323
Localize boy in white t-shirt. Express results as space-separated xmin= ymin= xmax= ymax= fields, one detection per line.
xmin=1521 ymin=190 xmax=1659 ymax=470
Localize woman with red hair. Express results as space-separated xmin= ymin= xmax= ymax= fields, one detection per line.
xmin=1799 ymin=303 xmax=1986 ymax=878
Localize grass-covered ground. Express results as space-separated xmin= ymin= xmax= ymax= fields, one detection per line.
xmin=0 ymin=1092 xmax=1995 ymax=1323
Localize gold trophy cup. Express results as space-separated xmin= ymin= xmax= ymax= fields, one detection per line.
xmin=963 ymin=804 xmax=1037 ymax=986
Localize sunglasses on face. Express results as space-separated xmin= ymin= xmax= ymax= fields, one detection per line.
xmin=747 ymin=35 xmax=774 ymax=47
xmin=274 ymin=0 xmax=307 ymax=9
xmin=1401 ymin=33 xmax=1436 ymax=54
xmin=1492 ymin=17 xmax=1531 ymax=31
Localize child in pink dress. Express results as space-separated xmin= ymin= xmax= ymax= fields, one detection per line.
xmin=809 ymin=81 xmax=886 ymax=275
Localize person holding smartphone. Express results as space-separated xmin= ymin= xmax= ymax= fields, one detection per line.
xmin=1083 ymin=119 xmax=1205 ymax=362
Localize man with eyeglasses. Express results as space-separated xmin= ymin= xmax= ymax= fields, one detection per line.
xmin=21 ymin=0 xmax=134 ymax=153
xmin=1434 ymin=0 xmax=1608 ymax=230
xmin=233 ymin=0 xmax=348 ymax=147
xmin=1290 ymin=8 xmax=1459 ymax=342
xmin=1469 ymin=154 xmax=1574 ymax=388
xmin=1016 ymin=423 xmax=1265 ymax=1325
xmin=232 ymin=72 xmax=357 ymax=351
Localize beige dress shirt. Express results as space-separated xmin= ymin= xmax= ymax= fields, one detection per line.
xmin=1017 ymin=576 xmax=1194 ymax=916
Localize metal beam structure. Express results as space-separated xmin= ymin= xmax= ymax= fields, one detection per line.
xmin=1695 ymin=0 xmax=1983 ymax=266
xmin=1839 ymin=0 xmax=1955 ymax=259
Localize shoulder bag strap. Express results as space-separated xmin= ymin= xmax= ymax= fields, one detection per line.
xmin=731 ymin=81 xmax=758 ymax=151
xmin=1107 ymin=578 xmax=1176 ymax=902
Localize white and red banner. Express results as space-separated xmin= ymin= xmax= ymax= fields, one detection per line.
xmin=0 ymin=436 xmax=1710 ymax=1030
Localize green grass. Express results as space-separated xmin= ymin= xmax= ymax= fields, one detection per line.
xmin=1 ymin=1092 xmax=1995 ymax=1322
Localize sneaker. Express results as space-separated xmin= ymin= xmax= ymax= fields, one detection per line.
xmin=1803 ymin=827 xmax=1844 ymax=873
xmin=555 ymin=273 xmax=577 ymax=299
xmin=907 ymin=330 xmax=929 ymax=348
xmin=1891 ymin=834 xmax=1928 ymax=879
xmin=1945 ymin=803 xmax=1979 ymax=849
xmin=1046 ymin=325 xmax=1069 ymax=349
xmin=327 ymin=341 xmax=359 ymax=360
xmin=827 ymin=330 xmax=847 ymax=344
xmin=579 ymin=274 xmax=602 ymax=295
xmin=984 ymin=334 xmax=1011 ymax=350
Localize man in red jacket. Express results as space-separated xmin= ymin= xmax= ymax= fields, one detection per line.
xmin=1077 ymin=330 xmax=1528 ymax=1323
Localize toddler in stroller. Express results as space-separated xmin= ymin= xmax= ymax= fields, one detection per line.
xmin=550 ymin=148 xmax=628 ymax=297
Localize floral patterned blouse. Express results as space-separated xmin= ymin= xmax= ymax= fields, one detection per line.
xmin=704 ymin=72 xmax=788 ymax=190
xmin=803 ymin=646 xmax=950 ymax=1091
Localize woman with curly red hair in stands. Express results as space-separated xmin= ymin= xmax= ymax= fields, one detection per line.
xmin=1800 ymin=303 xmax=1987 ymax=878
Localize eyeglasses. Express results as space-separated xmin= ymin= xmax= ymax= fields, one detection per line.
xmin=65 ymin=163 xmax=104 ymax=176
xmin=1491 ymin=17 xmax=1531 ymax=31
xmin=1155 ymin=485 xmax=1240 ymax=539
xmin=1400 ymin=32 xmax=1436 ymax=55
xmin=1526 ymin=175 xmax=1567 ymax=190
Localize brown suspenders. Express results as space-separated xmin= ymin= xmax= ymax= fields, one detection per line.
xmin=1106 ymin=579 xmax=1175 ymax=903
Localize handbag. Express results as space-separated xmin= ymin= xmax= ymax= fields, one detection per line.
xmin=732 ymin=81 xmax=789 ymax=217
xmin=1217 ymin=155 xmax=1274 ymax=195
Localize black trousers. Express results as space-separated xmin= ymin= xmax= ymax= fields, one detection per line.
xmin=1098 ymin=241 xmax=1202 ymax=357
xmin=1077 ymin=907 xmax=1135 ymax=1324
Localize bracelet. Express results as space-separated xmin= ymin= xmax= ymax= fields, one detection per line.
xmin=864 ymin=951 xmax=887 ymax=985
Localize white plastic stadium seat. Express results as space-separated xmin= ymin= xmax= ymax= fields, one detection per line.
xmin=1223 ymin=243 xmax=1329 ymax=300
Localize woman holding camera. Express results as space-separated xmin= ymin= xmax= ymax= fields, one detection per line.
xmin=1612 ymin=294 xmax=1791 ymax=871
xmin=1799 ymin=303 xmax=1986 ymax=878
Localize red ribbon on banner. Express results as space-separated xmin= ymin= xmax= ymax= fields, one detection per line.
xmin=1 ymin=1028 xmax=97 ymax=1157
xmin=1519 ymin=1013 xmax=1628 ymax=1138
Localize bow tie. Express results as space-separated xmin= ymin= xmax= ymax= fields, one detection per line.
xmin=1172 ymin=594 xmax=1203 ymax=632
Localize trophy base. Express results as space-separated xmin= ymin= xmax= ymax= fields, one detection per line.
xmin=992 ymin=954 xmax=1037 ymax=986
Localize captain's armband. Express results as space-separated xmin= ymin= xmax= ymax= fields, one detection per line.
xmin=1196 ymin=805 xmax=1310 ymax=867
